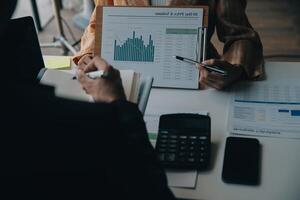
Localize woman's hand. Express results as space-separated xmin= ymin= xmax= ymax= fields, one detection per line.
xmin=198 ymin=59 xmax=244 ymax=90
xmin=76 ymin=56 xmax=126 ymax=103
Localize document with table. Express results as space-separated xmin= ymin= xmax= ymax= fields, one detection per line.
xmin=96 ymin=6 xmax=207 ymax=89
xmin=228 ymin=81 xmax=300 ymax=139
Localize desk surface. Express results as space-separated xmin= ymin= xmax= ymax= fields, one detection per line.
xmin=145 ymin=62 xmax=300 ymax=200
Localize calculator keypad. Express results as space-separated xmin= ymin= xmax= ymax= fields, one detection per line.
xmin=156 ymin=132 xmax=210 ymax=170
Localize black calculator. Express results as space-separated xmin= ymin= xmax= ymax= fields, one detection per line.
xmin=155 ymin=114 xmax=211 ymax=170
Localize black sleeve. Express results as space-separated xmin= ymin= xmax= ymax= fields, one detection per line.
xmin=107 ymin=100 xmax=176 ymax=200
xmin=28 ymin=91 xmax=176 ymax=199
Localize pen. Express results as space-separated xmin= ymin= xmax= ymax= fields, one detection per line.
xmin=72 ymin=70 xmax=109 ymax=80
xmin=174 ymin=56 xmax=227 ymax=76
xmin=73 ymin=70 xmax=108 ymax=80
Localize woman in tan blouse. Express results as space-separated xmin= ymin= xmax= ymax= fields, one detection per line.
xmin=74 ymin=0 xmax=264 ymax=90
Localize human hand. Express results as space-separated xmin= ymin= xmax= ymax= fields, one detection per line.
xmin=77 ymin=54 xmax=93 ymax=70
xmin=76 ymin=56 xmax=126 ymax=103
xmin=198 ymin=59 xmax=244 ymax=90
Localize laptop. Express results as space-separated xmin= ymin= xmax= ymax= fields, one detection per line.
xmin=5 ymin=16 xmax=45 ymax=83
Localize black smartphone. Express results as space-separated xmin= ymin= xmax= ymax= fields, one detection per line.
xmin=222 ymin=137 xmax=260 ymax=185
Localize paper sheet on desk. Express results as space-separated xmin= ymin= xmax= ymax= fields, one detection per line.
xmin=228 ymin=81 xmax=300 ymax=139
xmin=166 ymin=170 xmax=198 ymax=188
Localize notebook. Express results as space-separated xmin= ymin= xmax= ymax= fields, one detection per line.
xmin=40 ymin=69 xmax=141 ymax=103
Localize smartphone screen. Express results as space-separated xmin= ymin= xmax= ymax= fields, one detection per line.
xmin=222 ymin=137 xmax=260 ymax=185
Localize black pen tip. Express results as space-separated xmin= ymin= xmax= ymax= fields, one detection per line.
xmin=174 ymin=56 xmax=184 ymax=60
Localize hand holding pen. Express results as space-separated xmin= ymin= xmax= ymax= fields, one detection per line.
xmin=174 ymin=56 xmax=227 ymax=76
xmin=76 ymin=56 xmax=126 ymax=103
xmin=174 ymin=56 xmax=244 ymax=90
xmin=73 ymin=70 xmax=109 ymax=80
xmin=198 ymin=59 xmax=244 ymax=90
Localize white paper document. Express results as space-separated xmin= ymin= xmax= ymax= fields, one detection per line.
xmin=228 ymin=82 xmax=300 ymax=139
xmin=101 ymin=7 xmax=203 ymax=89
xmin=166 ymin=170 xmax=198 ymax=188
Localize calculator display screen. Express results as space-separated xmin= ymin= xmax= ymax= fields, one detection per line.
xmin=160 ymin=116 xmax=210 ymax=133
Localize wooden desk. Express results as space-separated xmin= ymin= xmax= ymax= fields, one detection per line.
xmin=145 ymin=61 xmax=300 ymax=200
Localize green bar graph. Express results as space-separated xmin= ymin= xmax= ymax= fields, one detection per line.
xmin=114 ymin=31 xmax=155 ymax=62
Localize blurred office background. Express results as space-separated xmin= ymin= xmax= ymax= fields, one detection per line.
xmin=13 ymin=0 xmax=300 ymax=61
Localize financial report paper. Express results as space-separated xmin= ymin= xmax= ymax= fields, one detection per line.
xmin=101 ymin=7 xmax=203 ymax=89
xmin=228 ymin=82 xmax=300 ymax=139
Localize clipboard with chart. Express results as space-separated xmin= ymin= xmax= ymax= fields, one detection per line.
xmin=95 ymin=6 xmax=209 ymax=89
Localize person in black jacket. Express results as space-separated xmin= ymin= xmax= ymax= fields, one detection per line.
xmin=0 ymin=1 xmax=175 ymax=199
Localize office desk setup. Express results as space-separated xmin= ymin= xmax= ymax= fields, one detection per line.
xmin=42 ymin=56 xmax=300 ymax=200
xmin=8 ymin=6 xmax=299 ymax=199
xmin=144 ymin=61 xmax=300 ymax=200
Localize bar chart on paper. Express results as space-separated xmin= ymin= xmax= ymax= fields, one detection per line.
xmin=114 ymin=31 xmax=155 ymax=62
xmin=101 ymin=7 xmax=204 ymax=89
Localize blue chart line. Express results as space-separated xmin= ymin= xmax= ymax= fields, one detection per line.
xmin=114 ymin=31 xmax=155 ymax=62
xmin=235 ymin=100 xmax=300 ymax=105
